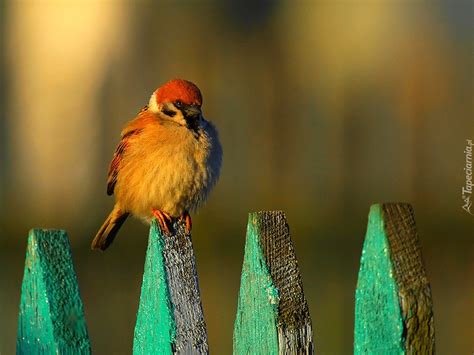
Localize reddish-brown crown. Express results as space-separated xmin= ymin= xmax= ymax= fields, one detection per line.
xmin=154 ymin=79 xmax=203 ymax=106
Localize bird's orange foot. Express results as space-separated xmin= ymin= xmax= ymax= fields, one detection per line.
xmin=179 ymin=211 xmax=192 ymax=233
xmin=151 ymin=209 xmax=173 ymax=235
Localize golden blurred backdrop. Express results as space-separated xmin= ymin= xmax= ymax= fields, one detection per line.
xmin=0 ymin=0 xmax=472 ymax=353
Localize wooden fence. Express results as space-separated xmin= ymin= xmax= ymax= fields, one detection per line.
xmin=15 ymin=203 xmax=435 ymax=354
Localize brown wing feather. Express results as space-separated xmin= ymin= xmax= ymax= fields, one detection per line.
xmin=106 ymin=129 xmax=142 ymax=195
xmin=106 ymin=107 xmax=157 ymax=195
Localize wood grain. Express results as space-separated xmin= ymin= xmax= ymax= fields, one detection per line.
xmin=354 ymin=203 xmax=435 ymax=354
xmin=234 ymin=211 xmax=314 ymax=354
xmin=133 ymin=219 xmax=208 ymax=354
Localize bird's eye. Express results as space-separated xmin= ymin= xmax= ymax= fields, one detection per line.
xmin=174 ymin=100 xmax=183 ymax=108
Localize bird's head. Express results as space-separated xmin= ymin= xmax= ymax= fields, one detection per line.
xmin=149 ymin=79 xmax=203 ymax=130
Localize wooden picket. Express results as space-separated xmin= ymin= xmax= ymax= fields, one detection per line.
xmin=233 ymin=211 xmax=314 ymax=354
xmin=14 ymin=204 xmax=435 ymax=354
xmin=17 ymin=229 xmax=90 ymax=354
xmin=354 ymin=203 xmax=435 ymax=354
xmin=133 ymin=219 xmax=208 ymax=354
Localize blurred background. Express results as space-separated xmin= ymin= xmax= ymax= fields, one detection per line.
xmin=0 ymin=0 xmax=473 ymax=353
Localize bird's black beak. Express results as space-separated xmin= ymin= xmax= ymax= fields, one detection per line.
xmin=182 ymin=104 xmax=201 ymax=129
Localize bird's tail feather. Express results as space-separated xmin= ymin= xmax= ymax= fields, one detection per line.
xmin=91 ymin=205 xmax=129 ymax=251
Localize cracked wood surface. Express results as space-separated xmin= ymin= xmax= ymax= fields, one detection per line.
xmin=354 ymin=203 xmax=435 ymax=354
xmin=133 ymin=219 xmax=208 ymax=354
xmin=233 ymin=211 xmax=314 ymax=355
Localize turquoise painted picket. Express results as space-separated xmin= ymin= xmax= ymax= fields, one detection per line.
xmin=17 ymin=229 xmax=90 ymax=354
xmin=133 ymin=219 xmax=208 ymax=354
xmin=233 ymin=211 xmax=313 ymax=354
xmin=15 ymin=203 xmax=435 ymax=354
xmin=354 ymin=203 xmax=435 ymax=354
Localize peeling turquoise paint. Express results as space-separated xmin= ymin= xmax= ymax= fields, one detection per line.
xmin=233 ymin=213 xmax=280 ymax=355
xmin=17 ymin=229 xmax=90 ymax=354
xmin=133 ymin=220 xmax=176 ymax=355
xmin=354 ymin=204 xmax=404 ymax=355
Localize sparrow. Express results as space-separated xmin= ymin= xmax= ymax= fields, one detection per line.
xmin=91 ymin=79 xmax=222 ymax=250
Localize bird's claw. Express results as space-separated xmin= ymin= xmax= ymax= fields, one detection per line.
xmin=179 ymin=211 xmax=192 ymax=234
xmin=151 ymin=209 xmax=172 ymax=235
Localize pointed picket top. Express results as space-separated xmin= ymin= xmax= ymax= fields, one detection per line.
xmin=233 ymin=211 xmax=314 ymax=355
xmin=354 ymin=203 xmax=435 ymax=354
xmin=17 ymin=229 xmax=91 ymax=354
xmin=133 ymin=219 xmax=208 ymax=355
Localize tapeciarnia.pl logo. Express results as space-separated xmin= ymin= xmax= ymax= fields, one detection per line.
xmin=462 ymin=139 xmax=473 ymax=215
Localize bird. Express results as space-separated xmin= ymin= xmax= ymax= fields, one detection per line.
xmin=91 ymin=79 xmax=222 ymax=251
